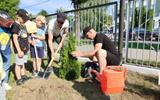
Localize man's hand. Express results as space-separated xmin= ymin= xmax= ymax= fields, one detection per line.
xmin=51 ymin=52 xmax=55 ymax=59
xmin=71 ymin=51 xmax=82 ymax=57
xmin=18 ymin=50 xmax=24 ymax=58
xmin=58 ymin=43 xmax=62 ymax=48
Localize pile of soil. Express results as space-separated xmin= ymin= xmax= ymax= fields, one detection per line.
xmin=7 ymin=71 xmax=160 ymax=100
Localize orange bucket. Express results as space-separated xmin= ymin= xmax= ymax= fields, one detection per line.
xmin=92 ymin=66 xmax=127 ymax=94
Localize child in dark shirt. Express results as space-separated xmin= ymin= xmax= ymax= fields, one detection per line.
xmin=11 ymin=9 xmax=31 ymax=85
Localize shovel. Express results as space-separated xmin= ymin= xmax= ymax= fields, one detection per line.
xmin=42 ymin=47 xmax=60 ymax=79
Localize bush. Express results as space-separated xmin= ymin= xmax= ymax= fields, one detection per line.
xmin=59 ymin=32 xmax=81 ymax=80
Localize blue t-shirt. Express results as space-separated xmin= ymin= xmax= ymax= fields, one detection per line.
xmin=0 ymin=27 xmax=11 ymax=54
xmin=35 ymin=27 xmax=45 ymax=47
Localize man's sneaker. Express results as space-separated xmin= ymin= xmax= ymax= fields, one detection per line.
xmin=2 ymin=82 xmax=12 ymax=90
xmin=22 ymin=75 xmax=32 ymax=82
xmin=16 ymin=79 xmax=24 ymax=86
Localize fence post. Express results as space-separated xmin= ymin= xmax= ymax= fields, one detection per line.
xmin=114 ymin=2 xmax=118 ymax=45
xmin=119 ymin=0 xmax=125 ymax=63
xmin=124 ymin=0 xmax=131 ymax=63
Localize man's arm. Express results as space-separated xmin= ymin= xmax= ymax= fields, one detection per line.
xmin=48 ymin=31 xmax=54 ymax=56
xmin=71 ymin=43 xmax=102 ymax=58
xmin=57 ymin=27 xmax=67 ymax=50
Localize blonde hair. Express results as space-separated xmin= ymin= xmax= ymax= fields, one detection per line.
xmin=36 ymin=15 xmax=46 ymax=23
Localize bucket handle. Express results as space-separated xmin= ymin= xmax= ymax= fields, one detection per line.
xmin=91 ymin=69 xmax=101 ymax=82
xmin=91 ymin=66 xmax=127 ymax=82
xmin=123 ymin=67 xmax=127 ymax=79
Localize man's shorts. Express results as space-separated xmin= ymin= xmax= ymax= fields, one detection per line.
xmin=30 ymin=46 xmax=44 ymax=58
xmin=15 ymin=54 xmax=28 ymax=66
xmin=106 ymin=51 xmax=120 ymax=65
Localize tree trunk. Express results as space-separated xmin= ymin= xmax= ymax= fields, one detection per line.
xmin=74 ymin=4 xmax=81 ymax=39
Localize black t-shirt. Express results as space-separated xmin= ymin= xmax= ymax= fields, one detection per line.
xmin=94 ymin=33 xmax=119 ymax=56
xmin=11 ymin=22 xmax=29 ymax=54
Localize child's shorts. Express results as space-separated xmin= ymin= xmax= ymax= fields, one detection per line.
xmin=30 ymin=46 xmax=44 ymax=58
xmin=15 ymin=54 xmax=28 ymax=66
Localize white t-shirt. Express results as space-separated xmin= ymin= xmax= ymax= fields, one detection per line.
xmin=48 ymin=18 xmax=69 ymax=37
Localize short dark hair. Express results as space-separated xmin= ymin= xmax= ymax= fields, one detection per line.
xmin=16 ymin=9 xmax=29 ymax=22
xmin=57 ymin=13 xmax=67 ymax=24
xmin=82 ymin=26 xmax=92 ymax=38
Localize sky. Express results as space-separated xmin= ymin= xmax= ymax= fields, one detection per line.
xmin=19 ymin=0 xmax=73 ymax=15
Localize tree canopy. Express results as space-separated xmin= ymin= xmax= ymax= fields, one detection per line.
xmin=0 ymin=0 xmax=20 ymax=18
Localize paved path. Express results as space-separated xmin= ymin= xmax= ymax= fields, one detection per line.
xmin=76 ymin=45 xmax=160 ymax=61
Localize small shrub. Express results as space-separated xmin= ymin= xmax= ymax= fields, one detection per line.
xmin=59 ymin=32 xmax=81 ymax=80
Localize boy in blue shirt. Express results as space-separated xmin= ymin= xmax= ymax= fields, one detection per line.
xmin=30 ymin=15 xmax=46 ymax=77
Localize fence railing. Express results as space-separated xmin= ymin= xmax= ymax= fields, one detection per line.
xmin=124 ymin=0 xmax=160 ymax=68
xmin=44 ymin=0 xmax=160 ymax=68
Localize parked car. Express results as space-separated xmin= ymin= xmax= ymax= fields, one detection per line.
xmin=124 ymin=28 xmax=159 ymax=41
xmin=100 ymin=30 xmax=114 ymax=40
xmin=152 ymin=28 xmax=160 ymax=41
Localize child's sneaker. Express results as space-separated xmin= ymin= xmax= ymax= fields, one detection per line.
xmin=32 ymin=71 xmax=38 ymax=77
xmin=35 ymin=71 xmax=41 ymax=78
xmin=2 ymin=82 xmax=12 ymax=90
xmin=16 ymin=79 xmax=24 ymax=86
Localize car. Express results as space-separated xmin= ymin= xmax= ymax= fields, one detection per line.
xmin=124 ymin=28 xmax=157 ymax=41
xmin=152 ymin=28 xmax=160 ymax=41
xmin=100 ymin=30 xmax=114 ymax=40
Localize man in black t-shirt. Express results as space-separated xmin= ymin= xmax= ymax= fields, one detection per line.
xmin=71 ymin=26 xmax=120 ymax=74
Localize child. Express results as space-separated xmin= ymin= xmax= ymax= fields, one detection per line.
xmin=30 ymin=15 xmax=45 ymax=77
xmin=0 ymin=11 xmax=14 ymax=90
xmin=0 ymin=27 xmax=12 ymax=90
xmin=11 ymin=9 xmax=31 ymax=85
xmin=0 ymin=53 xmax=6 ymax=84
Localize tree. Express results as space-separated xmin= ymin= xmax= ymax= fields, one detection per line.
xmin=59 ymin=32 xmax=81 ymax=80
xmin=37 ymin=9 xmax=48 ymax=16
xmin=70 ymin=0 xmax=88 ymax=38
xmin=79 ymin=0 xmax=109 ymax=32
xmin=147 ymin=9 xmax=153 ymax=32
xmin=133 ymin=6 xmax=153 ymax=32
xmin=56 ymin=8 xmax=66 ymax=13
xmin=0 ymin=0 xmax=20 ymax=18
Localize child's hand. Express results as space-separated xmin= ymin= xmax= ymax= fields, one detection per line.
xmin=31 ymin=34 xmax=37 ymax=38
xmin=31 ymin=40 xmax=36 ymax=46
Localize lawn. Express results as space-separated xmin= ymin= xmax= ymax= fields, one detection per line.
xmin=6 ymin=56 xmax=160 ymax=100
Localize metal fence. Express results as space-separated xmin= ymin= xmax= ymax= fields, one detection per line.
xmin=45 ymin=0 xmax=160 ymax=68
xmin=45 ymin=1 xmax=118 ymax=44
xmin=124 ymin=0 xmax=160 ymax=68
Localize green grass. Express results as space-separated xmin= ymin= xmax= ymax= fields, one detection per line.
xmin=124 ymin=59 xmax=160 ymax=68
xmin=124 ymin=41 xmax=160 ymax=51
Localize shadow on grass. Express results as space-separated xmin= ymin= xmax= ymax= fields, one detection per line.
xmin=72 ymin=81 xmax=110 ymax=100
xmin=125 ymin=81 xmax=160 ymax=99
xmin=25 ymin=60 xmax=33 ymax=73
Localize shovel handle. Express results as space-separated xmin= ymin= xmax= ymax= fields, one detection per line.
xmin=47 ymin=48 xmax=60 ymax=68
